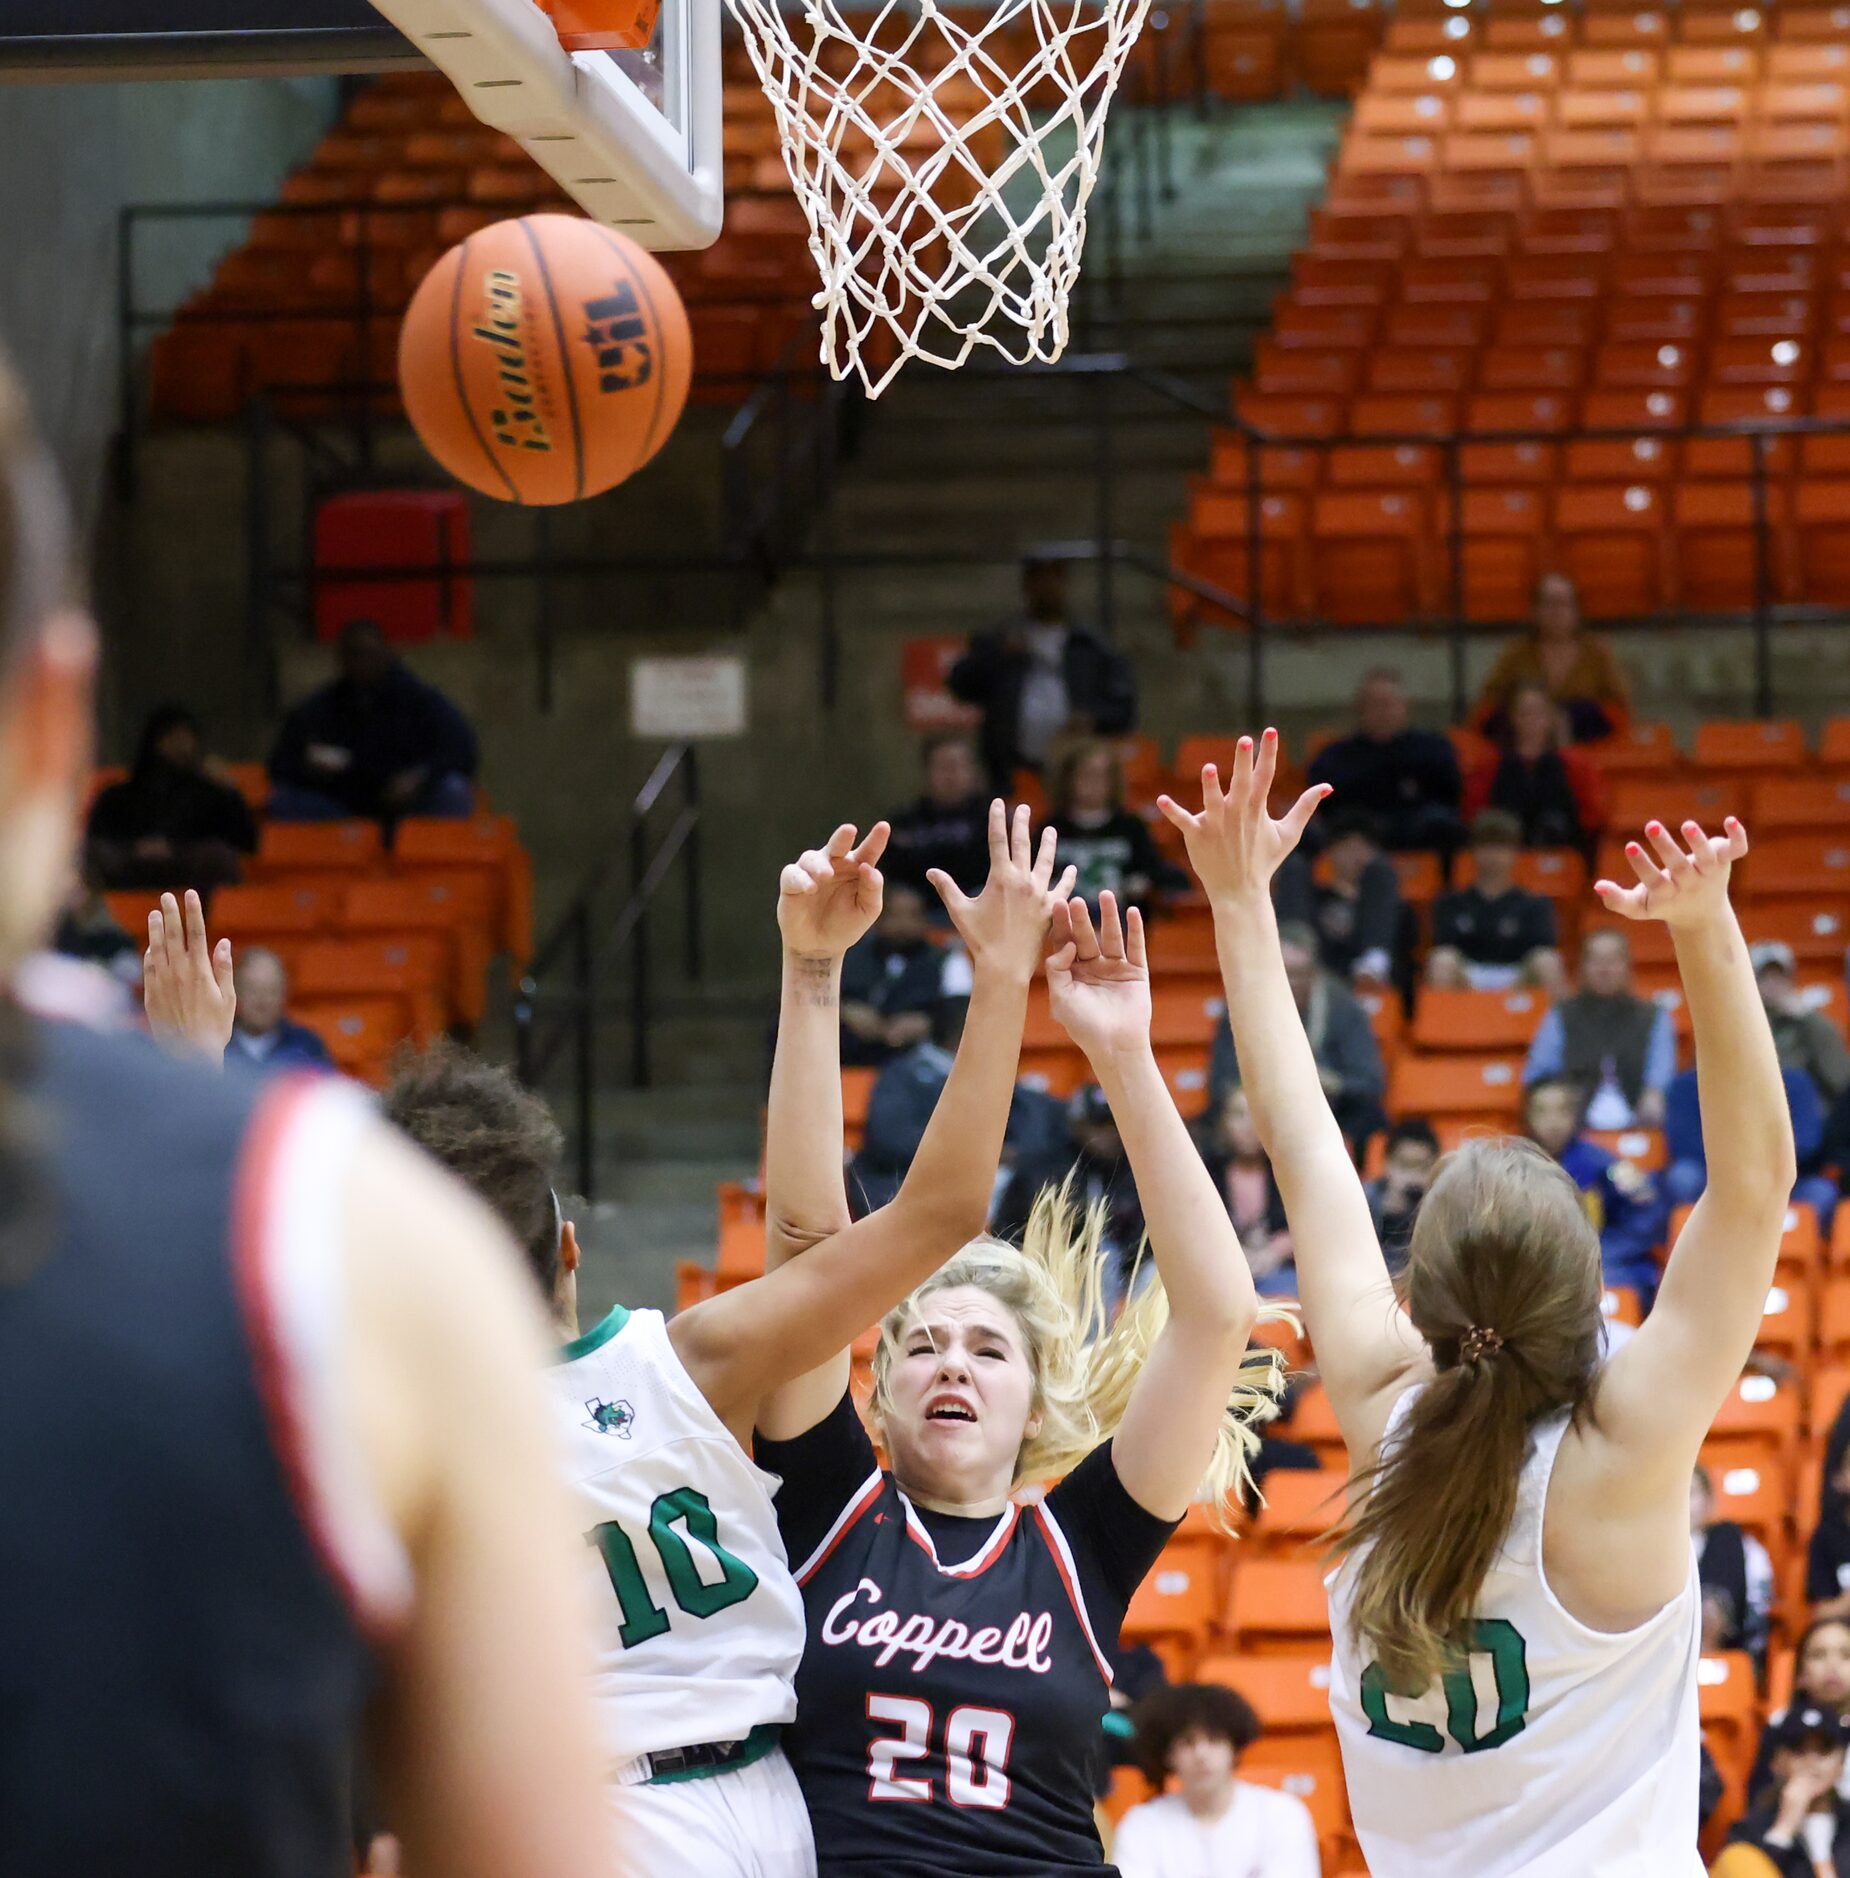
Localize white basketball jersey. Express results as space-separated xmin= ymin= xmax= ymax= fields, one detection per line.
xmin=547 ymin=1304 xmax=805 ymax=1768
xmin=1328 ymin=1394 xmax=1704 ymax=1877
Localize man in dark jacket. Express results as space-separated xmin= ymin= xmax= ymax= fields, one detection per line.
xmin=994 ymin=1083 xmax=1145 ymax=1289
xmin=1307 ymin=668 xmax=1463 ymax=856
xmin=947 ymin=557 xmax=1136 ymax=795
xmin=1208 ymin=920 xmax=1387 ymax=1147
xmin=267 ymin=619 xmax=477 ymax=825
xmin=87 ymin=704 xmax=256 ymax=892
xmin=882 ymin=733 xmax=991 ymax=906
xmin=837 ymin=883 xmax=950 ymax=1068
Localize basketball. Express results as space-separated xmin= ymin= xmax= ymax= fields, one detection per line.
xmin=398 ymin=212 xmax=692 ymax=506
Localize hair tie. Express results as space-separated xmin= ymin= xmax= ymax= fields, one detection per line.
xmin=1459 ymin=1325 xmax=1504 ymax=1364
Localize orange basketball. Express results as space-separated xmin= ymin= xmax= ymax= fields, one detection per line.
xmin=399 ymin=213 xmax=692 ymax=505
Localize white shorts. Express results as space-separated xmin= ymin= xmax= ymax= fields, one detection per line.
xmin=611 ymin=1745 xmax=816 ymax=1878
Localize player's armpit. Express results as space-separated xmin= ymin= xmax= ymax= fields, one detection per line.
xmin=342 ymin=1126 xmax=613 ymax=1878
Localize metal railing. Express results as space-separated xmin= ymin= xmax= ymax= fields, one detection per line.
xmin=513 ymin=744 xmax=704 ymax=1199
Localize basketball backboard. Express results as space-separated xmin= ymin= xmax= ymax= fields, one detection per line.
xmin=366 ymin=0 xmax=724 ymax=249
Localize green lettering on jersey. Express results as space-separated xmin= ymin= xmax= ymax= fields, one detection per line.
xmin=1361 ymin=1619 xmax=1531 ymax=1756
xmin=590 ymin=1487 xmax=757 ymax=1648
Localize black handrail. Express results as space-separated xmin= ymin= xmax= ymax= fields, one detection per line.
xmin=513 ymin=744 xmax=703 ymax=1199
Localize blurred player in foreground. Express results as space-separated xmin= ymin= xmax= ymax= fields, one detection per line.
xmin=0 ymin=358 xmax=611 ymax=1878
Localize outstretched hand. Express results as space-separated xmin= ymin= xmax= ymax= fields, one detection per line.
xmin=1046 ymin=892 xmax=1151 ymax=1062
xmin=1156 ymin=728 xmax=1328 ymax=905
xmin=929 ymin=800 xmax=1076 ymax=985
xmin=777 ymin=822 xmax=889 ymax=959
xmin=1594 ymin=818 xmax=1748 ymax=929
xmin=143 ymin=890 xmax=236 ymax=1066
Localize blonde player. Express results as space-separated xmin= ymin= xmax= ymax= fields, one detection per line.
xmin=378 ymin=809 xmax=1073 ymax=1878
xmin=1160 ymin=732 xmax=1794 ymax=1877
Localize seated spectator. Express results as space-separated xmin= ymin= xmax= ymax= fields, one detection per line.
xmin=1754 ymin=940 xmax=1850 ymax=1106
xmin=947 ymin=556 xmax=1136 ymax=796
xmin=1210 ymin=921 xmax=1386 ymax=1148
xmin=86 ymin=704 xmax=256 ymax=893
xmin=1113 ymin=1683 xmax=1321 ymax=1878
xmin=225 ymin=946 xmax=333 ymax=1072
xmin=1472 ymin=571 xmax=1632 ymax=745
xmin=882 ymin=733 xmax=990 ymax=904
xmin=1523 ymin=1076 xmax=1668 ymax=1300
xmin=851 ymin=995 xmax=1064 ymax=1213
xmin=1426 ymin=809 xmax=1565 ymax=996
xmin=268 ymin=619 xmax=477 ymax=826
xmin=1307 ymin=667 xmax=1464 ymax=857
xmin=838 ymin=883 xmax=947 ymax=1068
xmin=995 ymin=1082 xmax=1145 ymax=1290
xmin=1463 ymin=679 xmax=1607 ymax=853
xmin=1198 ymin=1086 xmax=1295 ymax=1296
xmin=1749 ymin=1618 xmax=1850 ymax=1811
xmin=1274 ymin=809 xmax=1406 ymax=991
xmin=1522 ymin=928 xmax=1674 ymax=1128
xmin=1693 ymin=1463 xmax=1773 ymax=1664
xmin=1049 ymin=741 xmax=1185 ymax=918
xmin=1810 ymin=1446 xmax=1850 ymax=1622
xmin=1365 ymin=1116 xmax=1441 ymax=1271
xmin=1720 ymin=1706 xmax=1850 ymax=1877
xmin=1665 ymin=1062 xmax=1837 ymax=1232
xmin=52 ymin=870 xmax=141 ymax=987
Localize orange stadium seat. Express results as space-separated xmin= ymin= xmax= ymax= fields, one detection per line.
xmin=1411 ymin=987 xmax=1548 ymax=1052
xmin=1250 ymin=1469 xmax=1348 ymax=1554
xmin=248 ymin=819 xmax=383 ymax=878
xmin=293 ymin=995 xmax=409 ymax=1082
xmin=1388 ymin=1052 xmax=1525 ymax=1120
xmin=340 ymin=876 xmax=493 ymax=1026
xmin=1226 ymin=1558 xmax=1334 ymax=1655
xmin=209 ymin=882 xmax=334 ymax=945
xmin=1195 ymin=1651 xmax=1336 ymax=1736
xmin=1123 ymin=1532 xmax=1223 ymax=1648
xmin=1239 ymin=1735 xmax=1352 ymax=1865
xmin=291 ymin=935 xmax=450 ymax=1040
xmin=394 ymin=814 xmax=534 ymax=961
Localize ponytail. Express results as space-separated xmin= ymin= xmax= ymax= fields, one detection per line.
xmin=1333 ymin=1137 xmax=1604 ymax=1691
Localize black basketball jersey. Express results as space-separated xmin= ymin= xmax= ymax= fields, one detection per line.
xmin=757 ymin=1392 xmax=1175 ymax=1877
xmin=0 ymin=1015 xmax=382 ymax=1878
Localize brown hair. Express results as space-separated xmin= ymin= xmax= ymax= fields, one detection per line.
xmin=1130 ymin=1682 xmax=1262 ymax=1785
xmin=1049 ymin=739 xmax=1123 ymax=818
xmin=383 ymin=1042 xmax=566 ymax=1292
xmin=1332 ymin=1136 xmax=1604 ymax=1690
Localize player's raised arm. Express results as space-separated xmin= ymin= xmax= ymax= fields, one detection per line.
xmin=142 ymin=888 xmax=236 ymax=1066
xmin=673 ymin=802 xmax=1074 ymax=1437
xmin=1592 ymin=819 xmax=1794 ymax=1479
xmin=1158 ymin=732 xmax=1426 ymax=1462
xmin=1042 ymin=892 xmax=1274 ymax=1518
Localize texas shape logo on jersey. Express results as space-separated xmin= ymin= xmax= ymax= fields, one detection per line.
xmin=585 ymin=1397 xmax=636 ymax=1438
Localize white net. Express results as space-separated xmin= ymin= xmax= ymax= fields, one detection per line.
xmin=723 ymin=0 xmax=1156 ymax=396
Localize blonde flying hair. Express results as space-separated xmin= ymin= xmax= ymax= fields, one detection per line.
xmin=870 ymin=1184 xmax=1288 ymax=1516
xmin=1331 ymin=1137 xmax=1606 ymax=1691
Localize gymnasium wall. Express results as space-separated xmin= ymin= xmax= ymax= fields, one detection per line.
xmin=0 ymin=76 xmax=340 ymax=512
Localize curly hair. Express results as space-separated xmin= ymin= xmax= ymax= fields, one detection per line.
xmin=1130 ymin=1682 xmax=1262 ymax=1786
xmin=382 ymin=1042 xmax=565 ymax=1292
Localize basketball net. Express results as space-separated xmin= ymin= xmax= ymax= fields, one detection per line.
xmin=724 ymin=0 xmax=1154 ymax=396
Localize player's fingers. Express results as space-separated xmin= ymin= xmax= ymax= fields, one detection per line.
xmin=1068 ymin=896 xmax=1100 ymax=960
xmin=159 ymin=893 xmax=184 ymax=964
xmin=824 ymin=823 xmax=857 ymax=858
xmin=1644 ymin=820 xmax=1695 ymax=879
xmin=212 ymin=938 xmax=236 ymax=1006
xmin=1592 ymin=880 xmax=1644 ymax=919
xmin=985 ymin=798 xmax=1008 ymax=871
xmin=1681 ymin=820 xmax=1717 ymax=872
xmin=780 ymin=863 xmax=817 ymax=896
xmin=1010 ymin=802 xmax=1033 ymax=872
xmin=1232 ymin=735 xmax=1255 ymax=806
xmin=1048 ymin=897 xmax=1074 ymax=944
xmin=1723 ymin=814 xmax=1750 ymax=861
xmin=1097 ymin=890 xmax=1125 ymax=960
xmin=1155 ymin=794 xmax=1199 ymax=834
xmin=858 ymin=863 xmax=884 ymax=895
xmin=182 ymin=889 xmax=209 ymax=960
xmin=925 ymin=869 xmax=968 ymax=921
xmin=1050 ymin=864 xmax=1077 ymax=907
xmin=1625 ymin=839 xmax=1672 ymax=895
xmin=1255 ymin=727 xmax=1280 ymax=803
xmin=1283 ymin=783 xmax=1333 ymax=844
xmin=1125 ymin=903 xmax=1148 ymax=971
xmin=851 ymin=821 xmax=891 ymax=868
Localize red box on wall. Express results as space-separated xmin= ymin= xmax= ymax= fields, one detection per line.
xmin=901 ymin=635 xmax=980 ymax=731
xmin=313 ymin=490 xmax=473 ymax=644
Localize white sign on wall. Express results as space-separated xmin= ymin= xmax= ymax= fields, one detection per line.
xmin=630 ymin=656 xmax=748 ymax=739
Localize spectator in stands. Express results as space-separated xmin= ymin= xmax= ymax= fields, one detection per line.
xmin=850 ymin=994 xmax=1064 ymax=1214
xmin=994 ymin=1083 xmax=1146 ymax=1292
xmin=1664 ymin=1062 xmax=1837 ymax=1231
xmin=1808 ymin=1447 xmax=1850 ymax=1622
xmin=1472 ymin=571 xmax=1632 ymax=746
xmin=86 ymin=704 xmax=256 ymax=893
xmin=1748 ymin=1619 xmax=1850 ymax=1811
xmin=1364 ymin=1116 xmax=1441 ymax=1272
xmin=1049 ymin=741 xmax=1185 ymax=918
xmin=947 ymin=556 xmax=1136 ymax=796
xmin=1693 ymin=1462 xmax=1773 ymax=1665
xmin=1274 ymin=808 xmax=1405 ymax=991
xmin=1307 ymin=668 xmax=1463 ymax=857
xmin=882 ymin=733 xmax=991 ymax=904
xmin=1754 ymin=940 xmax=1850 ymax=1105
xmin=838 ymin=882 xmax=947 ymax=1068
xmin=267 ymin=619 xmax=478 ymax=826
xmin=1198 ymin=1086 xmax=1295 ymax=1296
xmin=1523 ymin=927 xmax=1675 ymax=1128
xmin=1721 ymin=1706 xmax=1850 ymax=1877
xmin=52 ymin=869 xmax=141 ymax=987
xmin=1426 ymin=809 xmax=1565 ymax=996
xmin=225 ymin=946 xmax=333 ymax=1071
xmin=1112 ymin=1682 xmax=1321 ymax=1878
xmin=1209 ymin=919 xmax=1386 ymax=1148
xmin=1522 ymin=1076 xmax=1668 ymax=1301
xmin=1463 ymin=679 xmax=1607 ymax=854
